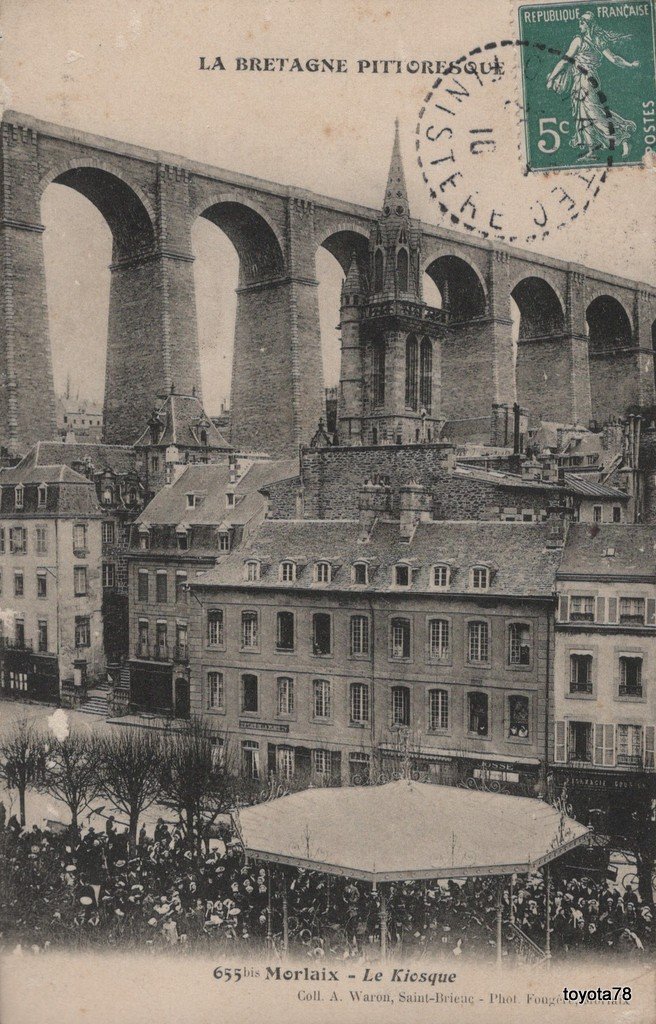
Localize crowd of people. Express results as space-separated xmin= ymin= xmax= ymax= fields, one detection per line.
xmin=0 ymin=814 xmax=652 ymax=961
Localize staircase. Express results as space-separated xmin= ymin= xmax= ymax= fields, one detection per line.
xmin=80 ymin=682 xmax=111 ymax=717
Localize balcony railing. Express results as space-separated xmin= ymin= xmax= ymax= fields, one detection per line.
xmin=174 ymin=643 xmax=189 ymax=663
xmin=616 ymin=753 xmax=643 ymax=767
xmin=569 ymin=681 xmax=593 ymax=694
xmin=154 ymin=643 xmax=170 ymax=662
xmin=568 ymin=752 xmax=592 ymax=764
xmin=619 ymin=683 xmax=643 ymax=697
xmin=3 ymin=637 xmax=33 ymax=652
xmin=135 ymin=641 xmax=150 ymax=659
xmin=619 ymin=615 xmax=645 ymax=626
xmin=570 ymin=612 xmax=594 ymax=622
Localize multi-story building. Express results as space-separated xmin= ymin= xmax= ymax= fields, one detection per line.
xmin=126 ymin=455 xmax=297 ymax=718
xmin=552 ymin=524 xmax=656 ymax=849
xmin=0 ymin=461 xmax=105 ymax=701
xmin=188 ymin=481 xmax=563 ymax=790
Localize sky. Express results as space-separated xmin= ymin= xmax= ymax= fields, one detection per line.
xmin=1 ymin=0 xmax=654 ymax=414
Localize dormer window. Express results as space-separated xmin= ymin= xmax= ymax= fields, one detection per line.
xmin=186 ymin=493 xmax=196 ymax=509
xmin=432 ymin=564 xmax=449 ymax=588
xmin=394 ymin=564 xmax=410 ymax=587
xmin=14 ymin=485 xmax=24 ymax=510
xmin=138 ymin=526 xmax=150 ymax=551
xmin=226 ymin=492 xmax=235 ymax=508
xmin=280 ymin=561 xmax=296 ymax=583
xmin=353 ymin=562 xmax=368 ymax=585
xmin=316 ymin=561 xmax=331 ymax=584
xmin=102 ymin=486 xmax=114 ymax=506
xmin=176 ymin=526 xmax=190 ymax=551
xmin=218 ymin=532 xmax=230 ymax=552
xmin=37 ymin=484 xmax=47 ymax=508
xmin=245 ymin=560 xmax=260 ymax=582
xmin=471 ymin=566 xmax=489 ymax=590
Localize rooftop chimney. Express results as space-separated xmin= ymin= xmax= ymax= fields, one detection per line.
xmin=358 ymin=478 xmax=392 ymax=534
xmin=399 ymin=480 xmax=432 ymax=539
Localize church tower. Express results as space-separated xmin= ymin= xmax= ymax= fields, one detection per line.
xmin=337 ymin=122 xmax=445 ymax=447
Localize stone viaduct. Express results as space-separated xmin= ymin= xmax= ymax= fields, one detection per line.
xmin=1 ymin=110 xmax=655 ymax=456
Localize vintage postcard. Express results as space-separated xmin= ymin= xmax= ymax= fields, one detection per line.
xmin=0 ymin=1 xmax=654 ymax=1022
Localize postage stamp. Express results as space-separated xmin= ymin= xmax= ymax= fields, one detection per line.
xmin=517 ymin=0 xmax=656 ymax=170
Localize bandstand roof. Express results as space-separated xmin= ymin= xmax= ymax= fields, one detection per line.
xmin=235 ymin=781 xmax=590 ymax=882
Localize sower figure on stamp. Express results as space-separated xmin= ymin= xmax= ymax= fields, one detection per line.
xmin=547 ymin=11 xmax=639 ymax=160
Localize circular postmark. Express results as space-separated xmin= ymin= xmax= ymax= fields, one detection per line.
xmin=416 ymin=39 xmax=616 ymax=244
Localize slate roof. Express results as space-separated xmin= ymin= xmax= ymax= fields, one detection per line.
xmin=133 ymin=393 xmax=232 ymax=450
xmin=558 ymin=524 xmax=656 ymax=579
xmin=564 ymin=475 xmax=628 ymax=500
xmin=21 ymin=441 xmax=139 ymax=477
xmin=0 ymin=463 xmax=103 ymax=516
xmin=195 ymin=519 xmax=562 ymax=597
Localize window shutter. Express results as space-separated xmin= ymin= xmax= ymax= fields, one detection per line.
xmin=267 ymin=744 xmax=277 ymax=778
xmin=555 ymin=721 xmax=565 ymax=763
xmin=330 ymin=751 xmax=342 ymax=785
xmin=646 ymin=599 xmax=656 ymax=626
xmin=595 ymin=597 xmax=605 ymax=623
xmin=607 ymin=598 xmax=618 ymax=623
xmin=645 ymin=727 xmax=655 ymax=769
xmin=593 ymin=724 xmax=604 ymax=765
xmin=604 ymin=724 xmax=614 ymax=766
xmin=558 ymin=595 xmax=569 ymax=622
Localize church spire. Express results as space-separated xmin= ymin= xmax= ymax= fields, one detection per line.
xmin=381 ymin=119 xmax=409 ymax=221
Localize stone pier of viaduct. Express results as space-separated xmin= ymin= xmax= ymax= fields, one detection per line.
xmin=1 ymin=110 xmax=654 ymax=456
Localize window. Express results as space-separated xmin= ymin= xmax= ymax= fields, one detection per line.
xmin=98 ymin=562 xmax=114 ymax=589
xmin=241 ymin=740 xmax=260 ymax=779
xmin=350 ymin=615 xmax=370 ymax=656
xmin=313 ymin=749 xmax=332 ymax=777
xmin=277 ymin=677 xmax=294 ymax=716
xmin=176 ymin=528 xmax=189 ymax=551
xmin=37 ymin=620 xmax=48 ymax=653
xmin=316 ymin=561 xmax=331 ymax=583
xmin=353 ymin=562 xmax=368 ymax=585
xmin=468 ymin=621 xmax=489 ymax=663
xmin=432 ymin=564 xmax=449 ymax=588
xmin=349 ymin=751 xmax=370 ymax=785
xmin=396 ymin=247 xmax=409 ymax=291
xmin=508 ymin=623 xmax=531 ymax=666
xmin=226 ymin=492 xmax=235 ymax=508
xmin=175 ymin=572 xmax=188 ymax=603
xmin=155 ymin=621 xmax=168 ymax=656
xmin=420 ymin=337 xmax=432 ymax=413
xmin=593 ymin=505 xmax=602 ymax=524
xmin=0 ymin=527 xmax=4 ymax=553
xmin=619 ymin=598 xmax=645 ymax=625
xmin=218 ymin=532 xmax=230 ymax=552
xmin=138 ymin=529 xmax=150 ymax=550
xmin=428 ymin=689 xmax=449 ymax=732
xmin=241 ymin=611 xmax=258 ymax=649
xmin=73 ymin=556 xmax=92 ymax=597
xmin=102 ymin=486 xmax=114 ymax=505
xmin=156 ymin=571 xmax=168 ymax=604
xmin=241 ymin=674 xmax=258 ymax=713
xmin=394 ymin=564 xmax=410 ymax=587
xmin=73 ymin=524 xmax=88 ymax=553
xmin=350 ymin=683 xmax=370 ymax=724
xmin=75 ymin=616 xmax=90 ymax=648
xmin=14 ymin=619 xmax=25 ymax=647
xmin=0 ymin=569 xmax=2 ymax=594
xmin=612 ymin=505 xmax=622 ymax=523
xmin=14 ymin=485 xmax=23 ymax=510
xmin=207 ymin=671 xmax=224 ymax=710
xmin=207 ymin=609 xmax=224 ymax=647
xmin=570 ymin=654 xmax=593 ymax=694
xmin=312 ymin=612 xmax=332 ymax=656
xmin=277 ymin=747 xmax=295 ymax=780
xmin=374 ymin=248 xmax=384 ymax=292
xmin=37 ymin=484 xmax=47 ymax=508
xmin=372 ymin=340 xmax=385 ymax=407
xmin=617 ymin=724 xmax=643 ymax=766
xmin=569 ymin=721 xmax=592 ymax=762
xmin=14 ymin=572 xmax=24 ymax=597
xmin=37 ymin=572 xmax=47 ymax=598
xmin=9 ymin=527 xmax=27 ymax=554
xmin=137 ymin=619 xmax=149 ymax=647
xmin=186 ymin=494 xmax=196 ymax=509
xmin=35 ymin=527 xmax=47 ymax=554
xmin=137 ymin=570 xmax=149 ymax=602
xmin=175 ymin=623 xmax=188 ymax=659
xmin=276 ymin=611 xmax=295 ymax=651
xmin=102 ymin=521 xmax=115 ymax=545
xmin=405 ymin=335 xmax=418 ymax=410
xmin=390 ymin=617 xmax=411 ymax=659
xmin=391 ymin=686 xmax=410 ymax=727
xmin=313 ymin=679 xmax=331 ymax=719
xmin=245 ymin=560 xmax=260 ymax=582
xmin=471 ymin=566 xmax=489 ymax=590
xmin=570 ymin=595 xmax=594 ymax=622
xmin=508 ymin=695 xmax=530 ymax=738
xmin=619 ymin=657 xmax=642 ymax=697
xmin=468 ymin=692 xmax=489 ymax=736
xmin=428 ymin=619 xmax=450 ymax=660
xmin=280 ymin=561 xmax=296 ymax=582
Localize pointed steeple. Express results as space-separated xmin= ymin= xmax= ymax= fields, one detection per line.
xmin=343 ymin=252 xmax=362 ymax=295
xmin=382 ymin=119 xmax=410 ymax=221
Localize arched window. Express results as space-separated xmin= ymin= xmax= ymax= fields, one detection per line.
xmin=420 ymin=337 xmax=432 ymax=413
xmin=374 ymin=248 xmax=384 ymax=292
xmin=372 ymin=340 xmax=385 ymax=407
xmin=405 ymin=335 xmax=418 ymax=410
xmin=396 ymin=247 xmax=409 ymax=292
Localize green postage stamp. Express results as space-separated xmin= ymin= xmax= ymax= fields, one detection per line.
xmin=518 ymin=1 xmax=656 ymax=169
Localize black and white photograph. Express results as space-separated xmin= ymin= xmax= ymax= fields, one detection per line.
xmin=0 ymin=2 xmax=654 ymax=1021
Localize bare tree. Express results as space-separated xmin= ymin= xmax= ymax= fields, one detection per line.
xmin=38 ymin=730 xmax=102 ymax=831
xmin=0 ymin=718 xmax=46 ymax=826
xmin=159 ymin=717 xmax=236 ymax=855
xmin=95 ymin=728 xmax=165 ymax=852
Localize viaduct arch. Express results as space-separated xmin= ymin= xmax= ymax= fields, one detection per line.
xmin=1 ymin=111 xmax=655 ymax=456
